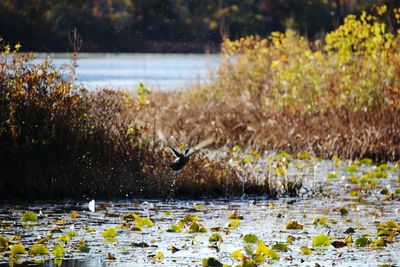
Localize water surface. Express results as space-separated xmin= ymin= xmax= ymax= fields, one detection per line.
xmin=34 ymin=53 xmax=220 ymax=91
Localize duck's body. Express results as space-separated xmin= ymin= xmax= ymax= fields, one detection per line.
xmin=167 ymin=138 xmax=214 ymax=171
xmin=169 ymin=146 xmax=191 ymax=171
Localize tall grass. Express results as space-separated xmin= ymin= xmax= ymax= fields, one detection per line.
xmin=0 ymin=44 xmax=251 ymax=200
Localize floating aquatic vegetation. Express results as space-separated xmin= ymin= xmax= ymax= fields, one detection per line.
xmin=300 ymin=246 xmax=312 ymax=255
xmin=312 ymin=217 xmax=328 ymax=226
xmin=243 ymin=234 xmax=258 ymax=243
xmin=355 ymin=236 xmax=371 ymax=247
xmin=10 ymin=244 xmax=27 ymax=255
xmin=327 ymin=172 xmax=338 ymax=179
xmin=209 ymin=233 xmax=223 ymax=243
xmin=57 ymin=235 xmax=70 ymax=242
xmin=21 ymin=211 xmax=38 ymax=222
xmin=285 ymin=221 xmax=303 ymax=230
xmin=30 ymin=244 xmax=49 ymax=255
xmin=149 ymin=251 xmax=164 ymax=260
xmin=188 ymin=222 xmax=207 ymax=233
xmin=0 ymin=236 xmax=8 ymax=252
xmin=312 ymin=234 xmax=331 ymax=247
xmin=271 ymin=242 xmax=289 ymax=252
xmin=102 ymin=228 xmax=117 ymax=238
xmin=228 ymin=211 xmax=244 ymax=219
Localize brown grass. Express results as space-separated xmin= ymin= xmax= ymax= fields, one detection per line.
xmin=139 ymin=90 xmax=400 ymax=161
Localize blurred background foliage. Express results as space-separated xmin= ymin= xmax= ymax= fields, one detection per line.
xmin=0 ymin=0 xmax=396 ymax=52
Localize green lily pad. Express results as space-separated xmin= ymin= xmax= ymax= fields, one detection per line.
xmin=21 ymin=211 xmax=38 ymax=222
xmin=30 ymin=244 xmax=49 ymax=255
xmin=243 ymin=234 xmax=258 ymax=243
xmin=10 ymin=243 xmax=27 ymax=255
xmin=300 ymin=246 xmax=312 ymax=255
xmin=102 ymin=228 xmax=117 ymax=238
xmin=355 ymin=236 xmax=371 ymax=247
xmin=312 ymin=234 xmax=331 ymax=247
xmin=271 ymin=242 xmax=289 ymax=252
xmin=53 ymin=244 xmax=65 ymax=258
xmin=209 ymin=233 xmax=223 ymax=242
xmin=285 ymin=221 xmax=303 ymax=229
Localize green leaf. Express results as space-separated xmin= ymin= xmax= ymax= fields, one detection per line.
xmin=102 ymin=228 xmax=117 ymax=238
xmin=360 ymin=158 xmax=372 ymax=164
xmin=312 ymin=234 xmax=331 ymax=247
xmin=243 ymin=234 xmax=258 ymax=243
xmin=265 ymin=248 xmax=280 ymax=260
xmin=346 ymin=165 xmax=359 ymax=173
xmin=300 ymin=246 xmax=312 ymax=255
xmin=67 ymin=231 xmax=78 ymax=237
xmin=228 ymin=219 xmax=240 ymax=228
xmin=21 ymin=211 xmax=38 ymax=222
xmin=0 ymin=236 xmax=9 ymax=252
xmin=355 ymin=236 xmax=371 ymax=247
xmin=271 ymin=242 xmax=289 ymax=252
xmin=167 ymin=224 xmax=182 ymax=233
xmin=209 ymin=233 xmax=223 ymax=243
xmin=30 ymin=244 xmax=49 ymax=255
xmin=135 ymin=217 xmax=153 ymax=227
xmin=10 ymin=243 xmax=27 ymax=255
xmin=326 ymin=172 xmax=338 ymax=179
xmin=183 ymin=214 xmax=200 ymax=223
xmin=53 ymin=244 xmax=65 ymax=258
xmin=243 ymin=156 xmax=253 ymax=164
xmin=378 ymin=163 xmax=389 ymax=171
xmin=58 ymin=235 xmax=70 ymax=242
xmin=188 ymin=222 xmax=207 ymax=233
xmin=312 ymin=217 xmax=328 ymax=225
xmin=285 ymin=221 xmax=303 ymax=230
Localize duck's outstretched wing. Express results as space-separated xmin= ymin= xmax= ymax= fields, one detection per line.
xmin=169 ymin=146 xmax=183 ymax=158
xmin=186 ymin=137 xmax=214 ymax=157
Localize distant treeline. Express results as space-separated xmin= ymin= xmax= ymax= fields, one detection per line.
xmin=0 ymin=0 xmax=391 ymax=53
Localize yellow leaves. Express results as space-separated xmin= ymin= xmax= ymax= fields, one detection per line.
xmin=228 ymin=219 xmax=240 ymax=229
xmin=0 ymin=236 xmax=9 ymax=252
xmin=103 ymin=227 xmax=118 ymax=238
xmin=255 ymin=241 xmax=269 ymax=255
xmin=149 ymin=251 xmax=164 ymax=260
xmin=300 ymin=246 xmax=312 ymax=255
xmin=376 ymin=5 xmax=387 ymax=16
xmin=53 ymin=244 xmax=65 ymax=258
xmin=285 ymin=221 xmax=303 ymax=230
xmin=10 ymin=244 xmax=27 ymax=255
xmin=58 ymin=235 xmax=70 ymax=242
xmin=69 ymin=211 xmax=80 ymax=218
xmin=231 ymin=249 xmax=245 ymax=260
xmin=30 ymin=244 xmax=49 ymax=255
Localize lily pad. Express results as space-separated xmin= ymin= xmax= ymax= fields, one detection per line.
xmin=209 ymin=233 xmax=223 ymax=243
xmin=10 ymin=243 xmax=27 ymax=255
xmin=102 ymin=228 xmax=117 ymax=238
xmin=285 ymin=221 xmax=303 ymax=230
xmin=312 ymin=234 xmax=330 ymax=247
xmin=243 ymin=234 xmax=258 ymax=243
xmin=21 ymin=211 xmax=38 ymax=222
xmin=53 ymin=244 xmax=65 ymax=258
xmin=355 ymin=236 xmax=371 ymax=247
xmin=300 ymin=246 xmax=312 ymax=255
xmin=30 ymin=244 xmax=49 ymax=255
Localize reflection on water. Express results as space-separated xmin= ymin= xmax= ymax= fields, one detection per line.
xmin=33 ymin=53 xmax=220 ymax=91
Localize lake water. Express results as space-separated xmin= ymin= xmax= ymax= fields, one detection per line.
xmin=34 ymin=53 xmax=221 ymax=91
